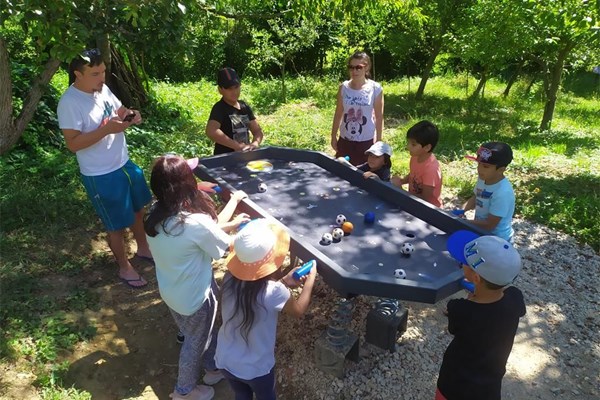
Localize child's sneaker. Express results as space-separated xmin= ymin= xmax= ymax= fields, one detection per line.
xmin=176 ymin=331 xmax=185 ymax=344
xmin=202 ymin=369 xmax=224 ymax=385
xmin=169 ymin=385 xmax=214 ymax=400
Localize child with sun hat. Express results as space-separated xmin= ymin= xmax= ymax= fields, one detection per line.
xmin=214 ymin=219 xmax=316 ymax=399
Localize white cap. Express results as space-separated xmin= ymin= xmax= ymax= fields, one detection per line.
xmin=365 ymin=141 xmax=392 ymax=157
xmin=447 ymin=230 xmax=521 ymax=286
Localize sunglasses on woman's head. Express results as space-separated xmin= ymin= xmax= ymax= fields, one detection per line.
xmin=348 ymin=64 xmax=365 ymax=71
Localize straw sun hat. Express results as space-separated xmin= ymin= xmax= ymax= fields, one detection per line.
xmin=226 ymin=219 xmax=290 ymax=281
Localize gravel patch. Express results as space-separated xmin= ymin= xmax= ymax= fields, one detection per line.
xmin=261 ymin=217 xmax=600 ymax=399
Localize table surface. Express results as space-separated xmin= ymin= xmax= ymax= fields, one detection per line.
xmin=195 ymin=147 xmax=485 ymax=304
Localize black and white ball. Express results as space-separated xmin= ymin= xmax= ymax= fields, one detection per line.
xmin=394 ymin=269 xmax=407 ymax=279
xmin=332 ymin=228 xmax=344 ymax=240
xmin=257 ymin=183 xmax=267 ymax=193
xmin=400 ymin=242 xmax=415 ymax=255
xmin=321 ymin=233 xmax=333 ymax=245
xmin=335 ymin=214 xmax=347 ymax=225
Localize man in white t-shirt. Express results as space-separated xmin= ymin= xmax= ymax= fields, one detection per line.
xmin=57 ymin=48 xmax=152 ymax=288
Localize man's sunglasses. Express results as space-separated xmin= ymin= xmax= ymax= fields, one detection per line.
xmin=347 ymin=64 xmax=365 ymax=71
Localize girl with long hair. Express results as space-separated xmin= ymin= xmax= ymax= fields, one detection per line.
xmin=145 ymin=154 xmax=249 ymax=400
xmin=215 ymin=219 xmax=316 ymax=400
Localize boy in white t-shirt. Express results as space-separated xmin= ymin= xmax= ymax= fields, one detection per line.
xmin=458 ymin=142 xmax=516 ymax=242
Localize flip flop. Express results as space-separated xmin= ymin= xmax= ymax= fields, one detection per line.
xmin=135 ymin=254 xmax=155 ymax=265
xmin=120 ymin=275 xmax=148 ymax=289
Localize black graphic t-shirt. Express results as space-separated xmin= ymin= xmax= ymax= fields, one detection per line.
xmin=208 ymin=99 xmax=256 ymax=155
xmin=437 ymin=286 xmax=526 ymax=400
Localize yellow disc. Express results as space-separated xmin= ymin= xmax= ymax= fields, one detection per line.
xmin=246 ymin=160 xmax=273 ymax=172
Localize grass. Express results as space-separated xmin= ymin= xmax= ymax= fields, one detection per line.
xmin=0 ymin=71 xmax=598 ymax=397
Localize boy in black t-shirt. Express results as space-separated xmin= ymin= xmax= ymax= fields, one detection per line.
xmin=205 ymin=67 xmax=264 ymax=155
xmin=436 ymin=230 xmax=526 ymax=400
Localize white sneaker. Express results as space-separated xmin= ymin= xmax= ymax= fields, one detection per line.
xmin=202 ymin=369 xmax=225 ymax=385
xmin=169 ymin=385 xmax=214 ymax=400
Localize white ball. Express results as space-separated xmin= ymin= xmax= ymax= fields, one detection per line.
xmin=321 ymin=233 xmax=333 ymax=244
xmin=257 ymin=183 xmax=267 ymax=193
xmin=335 ymin=214 xmax=347 ymax=225
xmin=394 ymin=269 xmax=407 ymax=279
xmin=332 ymin=228 xmax=344 ymax=240
xmin=400 ymin=242 xmax=415 ymax=255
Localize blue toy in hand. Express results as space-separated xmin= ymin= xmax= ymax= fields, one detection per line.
xmin=460 ymin=279 xmax=475 ymax=293
xmin=293 ymin=260 xmax=316 ymax=280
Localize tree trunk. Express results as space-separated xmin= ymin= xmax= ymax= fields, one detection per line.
xmin=281 ymin=60 xmax=287 ymax=103
xmin=503 ymin=62 xmax=523 ymax=98
xmin=471 ymin=67 xmax=488 ymax=98
xmin=539 ymin=45 xmax=572 ymax=131
xmin=110 ymin=47 xmax=147 ymax=108
xmin=525 ymin=74 xmax=536 ymax=95
xmin=97 ymin=34 xmax=112 ymax=85
xmin=0 ymin=38 xmax=60 ymax=155
xmin=416 ymin=39 xmax=442 ymax=100
xmin=371 ymin=51 xmax=376 ymax=80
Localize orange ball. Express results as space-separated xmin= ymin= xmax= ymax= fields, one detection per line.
xmin=342 ymin=221 xmax=354 ymax=234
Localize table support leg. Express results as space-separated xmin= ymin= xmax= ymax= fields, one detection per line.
xmin=314 ymin=298 xmax=359 ymax=378
xmin=365 ymin=298 xmax=408 ymax=352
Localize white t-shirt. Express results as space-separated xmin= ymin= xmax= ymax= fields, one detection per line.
xmin=147 ymin=213 xmax=230 ymax=316
xmin=474 ymin=177 xmax=515 ymax=242
xmin=215 ymin=279 xmax=290 ymax=380
xmin=57 ymin=84 xmax=128 ymax=176
xmin=339 ymin=79 xmax=382 ymax=142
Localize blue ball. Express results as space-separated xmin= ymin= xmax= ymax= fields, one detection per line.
xmin=364 ymin=212 xmax=375 ymax=224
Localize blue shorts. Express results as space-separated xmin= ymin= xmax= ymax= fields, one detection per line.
xmin=81 ymin=160 xmax=152 ymax=231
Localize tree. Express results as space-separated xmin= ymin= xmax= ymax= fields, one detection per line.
xmin=414 ymin=0 xmax=473 ymax=100
xmin=0 ymin=0 xmax=204 ymax=155
xmin=249 ymin=16 xmax=319 ymax=101
xmin=526 ymin=0 xmax=600 ymax=130
xmin=454 ymin=0 xmax=533 ymax=98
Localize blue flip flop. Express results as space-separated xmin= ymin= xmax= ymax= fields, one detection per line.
xmin=135 ymin=254 xmax=155 ymax=265
xmin=120 ymin=275 xmax=148 ymax=289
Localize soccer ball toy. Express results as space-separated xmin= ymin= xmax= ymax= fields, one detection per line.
xmin=394 ymin=269 xmax=407 ymax=279
xmin=257 ymin=183 xmax=267 ymax=193
xmin=332 ymin=228 xmax=344 ymax=240
xmin=336 ymin=214 xmax=347 ymax=225
xmin=400 ymin=242 xmax=415 ymax=255
xmin=321 ymin=233 xmax=333 ymax=245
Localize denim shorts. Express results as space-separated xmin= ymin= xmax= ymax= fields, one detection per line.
xmin=81 ymin=160 xmax=152 ymax=231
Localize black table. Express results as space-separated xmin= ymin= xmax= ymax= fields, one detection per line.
xmin=194 ymin=147 xmax=484 ymax=304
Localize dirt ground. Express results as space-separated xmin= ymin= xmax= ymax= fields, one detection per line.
xmin=2 ymin=220 xmax=599 ymax=400
xmin=59 ymin=256 xmax=237 ymax=400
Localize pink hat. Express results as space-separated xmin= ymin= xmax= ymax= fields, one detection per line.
xmin=186 ymin=157 xmax=199 ymax=170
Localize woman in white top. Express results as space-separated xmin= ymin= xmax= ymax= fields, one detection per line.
xmin=145 ymin=154 xmax=248 ymax=400
xmin=331 ymin=51 xmax=384 ymax=166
